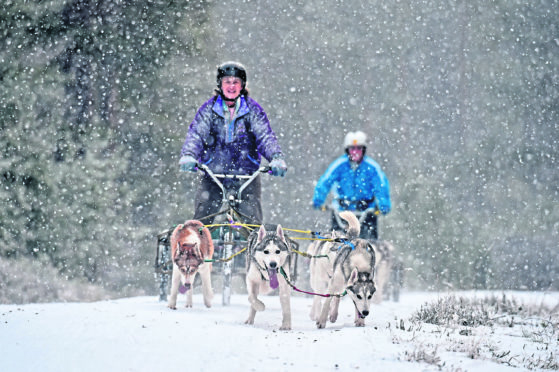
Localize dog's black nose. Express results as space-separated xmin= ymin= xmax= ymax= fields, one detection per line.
xmin=269 ymin=261 xmax=277 ymax=269
xmin=362 ymin=310 xmax=369 ymax=317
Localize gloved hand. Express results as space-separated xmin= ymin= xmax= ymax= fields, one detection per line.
xmin=179 ymin=155 xmax=198 ymax=172
xmin=269 ymin=156 xmax=287 ymax=177
xmin=312 ymin=201 xmax=327 ymax=211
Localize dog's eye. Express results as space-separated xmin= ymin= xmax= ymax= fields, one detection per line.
xmin=275 ymin=249 xmax=280 ymax=254
xmin=263 ymin=250 xmax=269 ymax=255
xmin=356 ymin=294 xmax=362 ymax=300
xmin=367 ymin=294 xmax=372 ymax=299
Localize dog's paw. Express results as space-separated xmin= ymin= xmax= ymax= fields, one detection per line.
xmin=185 ymin=303 xmax=193 ymax=308
xmin=280 ymin=321 xmax=291 ymax=331
xmin=329 ymin=313 xmax=338 ymax=323
xmin=354 ymin=319 xmax=365 ymax=327
xmin=168 ymin=305 xmax=177 ymax=310
xmin=205 ymin=293 xmax=214 ymax=306
xmin=316 ymin=321 xmax=326 ymax=329
xmin=245 ymin=319 xmax=254 ymax=325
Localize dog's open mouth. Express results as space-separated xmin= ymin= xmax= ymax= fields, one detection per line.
xmin=267 ymin=268 xmax=279 ymax=289
xmin=179 ymin=283 xmax=191 ymax=294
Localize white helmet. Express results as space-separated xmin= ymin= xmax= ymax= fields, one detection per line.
xmin=344 ymin=131 xmax=367 ymax=149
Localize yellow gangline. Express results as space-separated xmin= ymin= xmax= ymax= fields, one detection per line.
xmin=203 ymin=223 xmax=333 ymax=241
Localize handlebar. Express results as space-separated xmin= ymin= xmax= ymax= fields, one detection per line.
xmin=196 ymin=163 xmax=272 ymax=179
xmin=196 ymin=163 xmax=271 ymax=203
xmin=320 ymin=204 xmax=380 ymax=225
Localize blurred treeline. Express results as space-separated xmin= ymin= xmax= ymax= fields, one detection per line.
xmin=1 ymin=0 xmax=557 ymax=303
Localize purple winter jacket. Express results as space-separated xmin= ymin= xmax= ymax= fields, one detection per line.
xmin=180 ymin=95 xmax=283 ymax=175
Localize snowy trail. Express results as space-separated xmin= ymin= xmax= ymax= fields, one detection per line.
xmin=1 ymin=291 xmax=557 ymax=372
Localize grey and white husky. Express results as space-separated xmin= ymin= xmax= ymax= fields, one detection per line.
xmin=372 ymin=239 xmax=395 ymax=303
xmin=244 ymin=224 xmax=292 ymax=330
xmin=309 ymin=211 xmax=383 ymax=328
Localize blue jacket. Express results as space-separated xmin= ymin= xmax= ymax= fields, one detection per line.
xmin=180 ymin=95 xmax=283 ymax=175
xmin=313 ymin=154 xmax=391 ymax=214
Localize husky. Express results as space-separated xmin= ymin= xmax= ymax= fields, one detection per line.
xmin=244 ymin=224 xmax=292 ymax=330
xmin=310 ymin=211 xmax=380 ymax=328
xmin=308 ymin=229 xmax=345 ymax=322
xmin=168 ymin=220 xmax=214 ymax=310
xmin=372 ymin=239 xmax=395 ymax=303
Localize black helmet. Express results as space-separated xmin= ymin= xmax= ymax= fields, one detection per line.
xmin=216 ymin=61 xmax=247 ymax=87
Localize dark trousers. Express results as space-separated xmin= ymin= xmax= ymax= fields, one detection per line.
xmin=331 ymin=211 xmax=378 ymax=240
xmin=193 ymin=174 xmax=263 ymax=224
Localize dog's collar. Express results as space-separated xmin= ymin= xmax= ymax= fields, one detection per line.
xmin=335 ymin=238 xmax=355 ymax=251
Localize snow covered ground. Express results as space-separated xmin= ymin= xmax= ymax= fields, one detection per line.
xmin=1 ymin=290 xmax=557 ymax=372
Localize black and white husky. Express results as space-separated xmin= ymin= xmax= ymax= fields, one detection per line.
xmin=244 ymin=224 xmax=292 ymax=330
xmin=309 ymin=211 xmax=384 ymax=328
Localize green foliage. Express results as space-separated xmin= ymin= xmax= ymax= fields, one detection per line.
xmin=1 ymin=0 xmax=210 ymax=301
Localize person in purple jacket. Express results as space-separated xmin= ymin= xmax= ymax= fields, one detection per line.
xmin=179 ymin=61 xmax=287 ymax=224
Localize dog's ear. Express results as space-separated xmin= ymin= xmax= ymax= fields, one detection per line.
xmin=276 ymin=224 xmax=287 ymax=243
xmin=257 ymin=224 xmax=267 ymax=243
xmin=349 ymin=268 xmax=359 ymax=286
xmin=367 ymin=242 xmax=377 ymax=267
xmin=174 ymin=242 xmax=183 ymax=259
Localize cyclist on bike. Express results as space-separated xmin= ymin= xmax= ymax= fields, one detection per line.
xmin=312 ymin=130 xmax=391 ymax=240
xmin=179 ymin=61 xmax=287 ymax=224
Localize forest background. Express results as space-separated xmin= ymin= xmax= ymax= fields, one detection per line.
xmin=1 ymin=0 xmax=557 ymax=303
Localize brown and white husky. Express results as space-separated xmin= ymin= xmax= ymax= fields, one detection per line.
xmin=168 ymin=220 xmax=214 ymax=310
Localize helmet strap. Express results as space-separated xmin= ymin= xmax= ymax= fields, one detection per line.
xmin=222 ymin=94 xmax=238 ymax=107
xmin=217 ymin=87 xmax=240 ymax=106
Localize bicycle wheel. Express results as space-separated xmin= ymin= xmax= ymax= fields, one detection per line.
xmin=157 ymin=234 xmax=171 ymax=302
xmin=221 ymin=226 xmax=233 ymax=306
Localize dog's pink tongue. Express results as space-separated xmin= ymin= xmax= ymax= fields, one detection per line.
xmin=179 ymin=283 xmax=191 ymax=294
xmin=268 ymin=269 xmax=279 ymax=289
